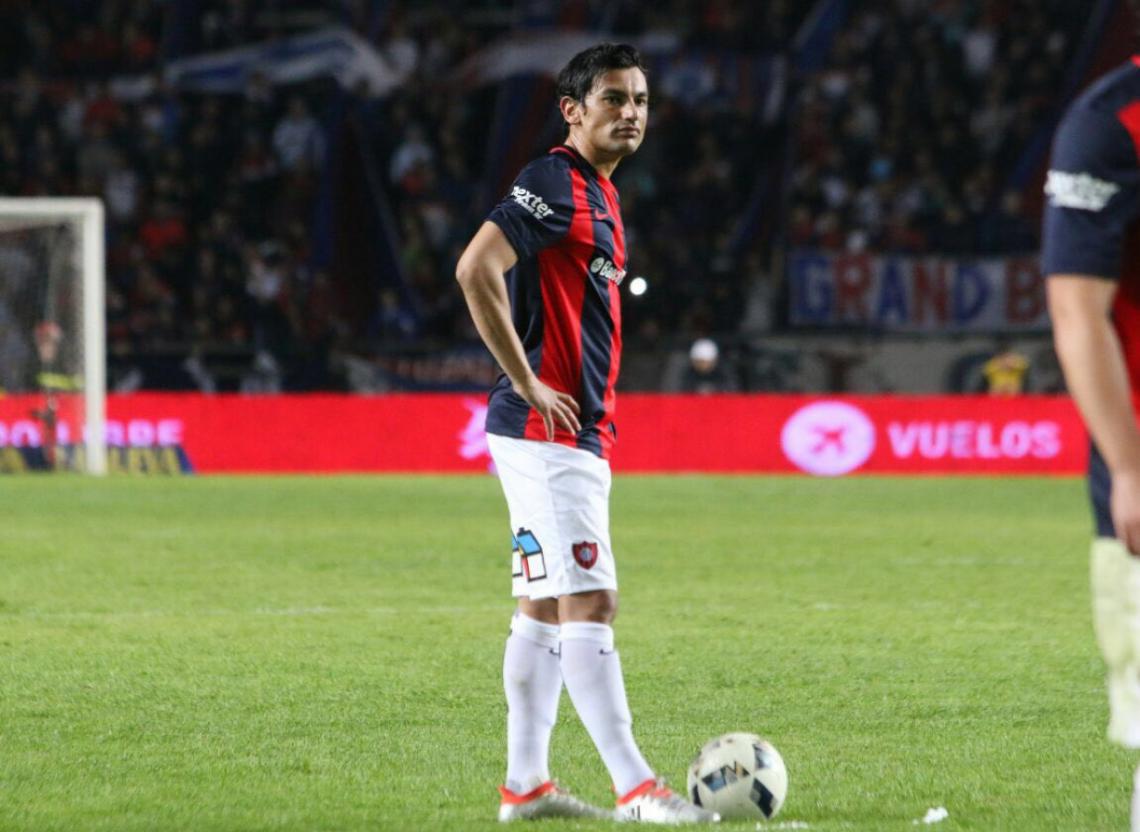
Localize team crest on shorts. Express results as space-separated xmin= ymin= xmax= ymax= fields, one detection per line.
xmin=512 ymin=528 xmax=547 ymax=582
xmin=572 ymin=541 xmax=599 ymax=570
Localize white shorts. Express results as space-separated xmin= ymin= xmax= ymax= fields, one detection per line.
xmin=487 ymin=433 xmax=617 ymax=600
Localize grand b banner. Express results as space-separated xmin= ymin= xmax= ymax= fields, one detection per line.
xmin=788 ymin=251 xmax=1048 ymax=332
xmin=0 ymin=393 xmax=1090 ymax=476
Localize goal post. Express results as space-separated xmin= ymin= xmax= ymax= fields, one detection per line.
xmin=0 ymin=198 xmax=105 ymax=475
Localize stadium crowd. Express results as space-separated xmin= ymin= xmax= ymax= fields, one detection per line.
xmin=787 ymin=0 xmax=1085 ymax=255
xmin=0 ymin=0 xmax=343 ymax=390
xmin=0 ymin=0 xmax=1101 ymax=391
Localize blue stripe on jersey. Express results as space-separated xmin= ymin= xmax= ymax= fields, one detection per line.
xmin=575 ymin=176 xmax=619 ymax=456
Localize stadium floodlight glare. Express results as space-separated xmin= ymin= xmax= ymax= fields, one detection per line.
xmin=0 ymin=198 xmax=105 ymax=475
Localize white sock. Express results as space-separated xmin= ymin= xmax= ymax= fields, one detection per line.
xmin=503 ymin=612 xmax=562 ymax=794
xmin=559 ymin=621 xmax=654 ymax=795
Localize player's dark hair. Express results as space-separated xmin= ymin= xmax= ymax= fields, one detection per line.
xmin=1133 ymin=0 xmax=1140 ymax=46
xmin=555 ymin=42 xmax=647 ymax=104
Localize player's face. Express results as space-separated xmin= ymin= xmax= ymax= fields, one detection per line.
xmin=570 ymin=68 xmax=649 ymax=161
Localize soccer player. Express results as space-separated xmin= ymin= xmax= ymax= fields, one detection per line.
xmin=1044 ymin=14 xmax=1140 ymax=827
xmin=456 ymin=43 xmax=718 ymax=824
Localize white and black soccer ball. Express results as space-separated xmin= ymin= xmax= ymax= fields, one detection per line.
xmin=687 ymin=732 xmax=787 ymax=820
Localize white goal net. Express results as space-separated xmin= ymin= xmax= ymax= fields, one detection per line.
xmin=0 ymin=199 xmax=105 ymax=474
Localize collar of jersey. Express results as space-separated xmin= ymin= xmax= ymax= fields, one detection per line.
xmin=549 ymin=144 xmax=619 ymax=195
xmin=550 ymin=144 xmax=602 ymax=179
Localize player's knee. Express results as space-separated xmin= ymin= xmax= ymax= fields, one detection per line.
xmin=517 ymin=597 xmax=559 ymax=625
xmin=592 ymin=591 xmax=618 ymax=624
xmin=560 ymin=589 xmax=618 ymax=624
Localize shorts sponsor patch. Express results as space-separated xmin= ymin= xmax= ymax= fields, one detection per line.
xmin=572 ymin=541 xmax=598 ymax=570
xmin=512 ymin=528 xmax=547 ymax=582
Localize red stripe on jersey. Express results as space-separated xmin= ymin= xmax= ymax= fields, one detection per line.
xmin=1116 ymin=226 xmax=1140 ymax=393
xmin=524 ymin=168 xmax=593 ymax=443
xmin=595 ymin=180 xmax=625 ymax=459
xmin=1118 ymin=102 xmax=1140 ymax=163
xmin=1114 ymin=103 xmax=1140 ymax=393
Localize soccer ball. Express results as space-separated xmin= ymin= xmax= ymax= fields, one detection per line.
xmin=687 ymin=732 xmax=787 ymax=820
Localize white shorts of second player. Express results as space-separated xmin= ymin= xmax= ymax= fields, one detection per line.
xmin=487 ymin=433 xmax=617 ymax=600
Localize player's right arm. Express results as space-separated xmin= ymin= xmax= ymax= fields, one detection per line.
xmin=1048 ymin=275 xmax=1140 ymax=552
xmin=455 ymin=222 xmax=581 ymax=440
xmin=1044 ymin=98 xmax=1140 ymax=551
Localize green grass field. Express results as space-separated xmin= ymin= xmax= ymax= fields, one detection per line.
xmin=1 ymin=475 xmax=1131 ymax=831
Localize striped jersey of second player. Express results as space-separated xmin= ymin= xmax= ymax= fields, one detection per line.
xmin=1043 ymin=56 xmax=1140 ymax=392
xmin=484 ymin=144 xmax=627 ymax=459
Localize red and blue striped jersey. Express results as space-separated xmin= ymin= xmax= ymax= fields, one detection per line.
xmin=1043 ymin=57 xmax=1140 ymax=392
xmin=484 ymin=145 xmax=627 ymax=459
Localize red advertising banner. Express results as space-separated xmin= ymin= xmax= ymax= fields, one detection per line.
xmin=0 ymin=393 xmax=1089 ymax=476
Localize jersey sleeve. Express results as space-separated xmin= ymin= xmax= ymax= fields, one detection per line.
xmin=486 ymin=157 xmax=574 ymax=261
xmin=1042 ymin=105 xmax=1140 ymax=278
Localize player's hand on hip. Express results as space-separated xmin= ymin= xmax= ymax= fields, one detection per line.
xmin=1111 ymin=469 xmax=1140 ymax=555
xmin=514 ymin=376 xmax=581 ymax=440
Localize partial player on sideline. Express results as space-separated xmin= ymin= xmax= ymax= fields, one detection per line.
xmin=455 ymin=43 xmax=718 ymax=824
xmin=1044 ymin=9 xmax=1140 ymax=828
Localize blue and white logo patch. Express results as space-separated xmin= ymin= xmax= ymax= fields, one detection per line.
xmin=512 ymin=528 xmax=548 ymax=582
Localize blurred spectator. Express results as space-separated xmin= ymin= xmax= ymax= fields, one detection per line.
xmin=273 ymin=97 xmax=325 ymax=171
xmin=682 ymin=338 xmax=737 ymax=394
xmin=241 ymin=350 xmax=284 ymax=394
xmin=983 ymin=341 xmax=1029 ymax=396
xmin=369 ymin=288 xmax=419 ymax=343
xmin=379 ymin=19 xmax=420 ymax=81
xmin=76 ymin=121 xmax=118 ymax=183
xmin=389 ymin=124 xmax=435 ymax=192
xmin=103 ymin=150 xmax=141 ymax=224
xmin=138 ymin=202 xmax=188 ymax=261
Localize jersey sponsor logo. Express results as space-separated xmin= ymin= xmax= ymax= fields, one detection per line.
xmin=781 ymin=401 xmax=876 ymax=476
xmin=512 ymin=528 xmax=548 ymax=582
xmin=572 ymin=541 xmax=599 ymax=569
xmin=592 ymin=207 xmax=611 ymax=221
xmin=590 ymin=256 xmax=627 ymax=285
xmin=1044 ymin=170 xmax=1120 ymax=211
xmin=510 ymin=186 xmax=555 ymax=220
